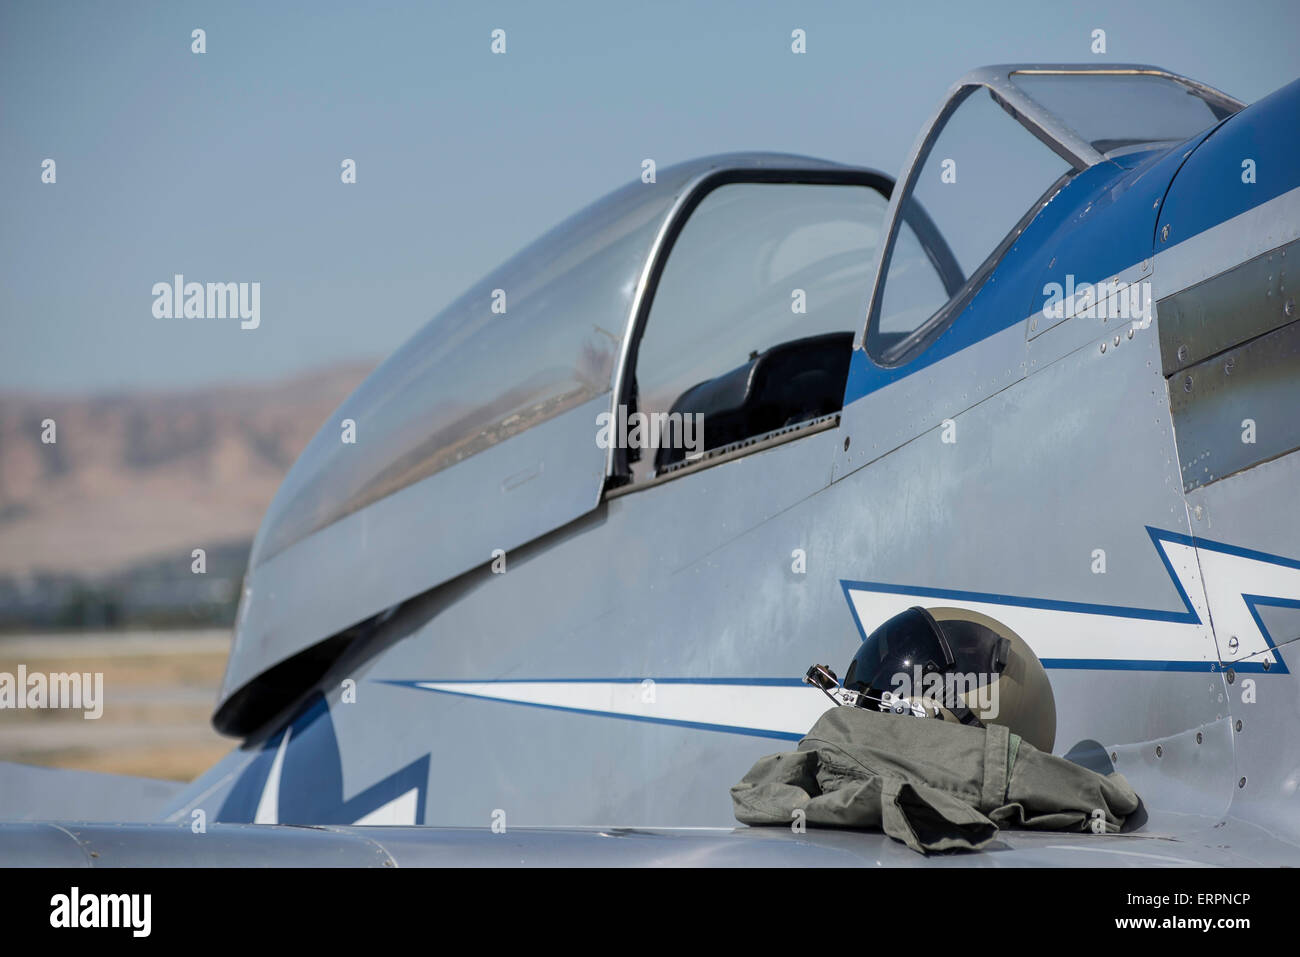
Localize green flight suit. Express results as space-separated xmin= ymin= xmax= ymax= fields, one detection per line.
xmin=731 ymin=706 xmax=1141 ymax=853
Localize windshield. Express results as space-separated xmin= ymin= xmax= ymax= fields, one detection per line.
xmin=1010 ymin=71 xmax=1237 ymax=155
xmin=865 ymin=67 xmax=1241 ymax=366
xmin=868 ymin=86 xmax=1073 ymax=362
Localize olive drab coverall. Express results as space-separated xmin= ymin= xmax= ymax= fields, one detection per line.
xmin=731 ymin=706 xmax=1141 ymax=853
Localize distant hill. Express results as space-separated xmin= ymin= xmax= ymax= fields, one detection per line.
xmin=0 ymin=362 xmax=376 ymax=629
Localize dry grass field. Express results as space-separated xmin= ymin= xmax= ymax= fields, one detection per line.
xmin=0 ymin=630 xmax=234 ymax=781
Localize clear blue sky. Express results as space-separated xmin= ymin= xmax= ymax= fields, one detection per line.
xmin=2 ymin=0 xmax=1296 ymax=394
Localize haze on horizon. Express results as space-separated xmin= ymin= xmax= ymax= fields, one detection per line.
xmin=2 ymin=0 xmax=1297 ymax=397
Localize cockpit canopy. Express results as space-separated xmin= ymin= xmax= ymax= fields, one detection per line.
xmin=251 ymin=169 xmax=679 ymax=567
xmin=219 ymin=153 xmax=891 ymax=732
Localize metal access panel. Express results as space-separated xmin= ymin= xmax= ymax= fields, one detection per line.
xmin=1168 ymin=319 xmax=1300 ymax=491
xmin=1158 ymin=238 xmax=1297 ymax=377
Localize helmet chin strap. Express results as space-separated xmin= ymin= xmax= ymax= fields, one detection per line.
xmin=805 ymin=665 xmax=937 ymax=718
xmin=875 ymin=690 xmax=932 ymax=718
xmin=875 ymin=693 xmax=985 ymax=727
xmin=804 ymin=663 xmax=989 ymax=726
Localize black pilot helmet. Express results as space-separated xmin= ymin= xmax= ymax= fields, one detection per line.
xmin=840 ymin=605 xmax=1056 ymax=753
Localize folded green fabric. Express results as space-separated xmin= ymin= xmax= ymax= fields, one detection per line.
xmin=731 ymin=707 xmax=1140 ymax=853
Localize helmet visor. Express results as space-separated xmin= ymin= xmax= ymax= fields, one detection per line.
xmin=844 ymin=606 xmax=955 ymax=697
